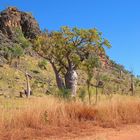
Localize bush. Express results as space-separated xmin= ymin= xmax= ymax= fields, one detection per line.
xmin=57 ymin=88 xmax=71 ymax=100
xmin=38 ymin=60 xmax=48 ymax=70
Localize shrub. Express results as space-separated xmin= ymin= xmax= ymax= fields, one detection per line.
xmin=38 ymin=60 xmax=48 ymax=70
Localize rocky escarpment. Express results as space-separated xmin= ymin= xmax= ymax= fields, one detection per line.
xmin=0 ymin=7 xmax=41 ymax=40
xmin=0 ymin=7 xmax=125 ymax=73
xmin=0 ymin=7 xmax=41 ymax=64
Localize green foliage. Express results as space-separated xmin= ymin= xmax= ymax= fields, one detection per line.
xmin=100 ymin=74 xmax=110 ymax=82
xmin=32 ymin=79 xmax=45 ymax=88
xmin=34 ymin=26 xmax=111 ymax=91
xmin=78 ymin=88 xmax=86 ymax=102
xmin=10 ymin=44 xmax=24 ymax=58
xmin=103 ymin=39 xmax=111 ymax=48
xmin=135 ymin=78 xmax=140 ymax=87
xmin=110 ymin=60 xmax=129 ymax=73
xmin=38 ymin=60 xmax=48 ymax=70
xmin=1 ymin=47 xmax=12 ymax=60
xmin=58 ymin=88 xmax=71 ymax=99
xmin=84 ymin=55 xmax=100 ymax=80
xmin=15 ymin=28 xmax=31 ymax=49
xmin=34 ymin=27 xmax=111 ymax=69
xmin=83 ymin=55 xmax=100 ymax=87
xmin=3 ymin=44 xmax=24 ymax=64
xmin=1 ymin=28 xmax=31 ymax=65
xmin=83 ymin=55 xmax=100 ymax=104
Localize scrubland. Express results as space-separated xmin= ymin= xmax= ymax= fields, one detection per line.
xmin=0 ymin=95 xmax=140 ymax=139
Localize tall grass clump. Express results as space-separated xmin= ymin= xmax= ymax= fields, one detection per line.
xmin=1 ymin=95 xmax=140 ymax=131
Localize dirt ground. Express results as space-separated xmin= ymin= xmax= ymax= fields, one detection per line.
xmin=50 ymin=124 xmax=140 ymax=140
xmin=72 ymin=124 xmax=140 ymax=140
xmin=1 ymin=124 xmax=140 ymax=140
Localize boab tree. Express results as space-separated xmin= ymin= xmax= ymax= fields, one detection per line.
xmin=34 ymin=26 xmax=111 ymax=96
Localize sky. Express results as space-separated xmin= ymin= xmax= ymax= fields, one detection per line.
xmin=0 ymin=0 xmax=140 ymax=75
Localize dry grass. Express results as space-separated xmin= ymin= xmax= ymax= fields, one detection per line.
xmin=0 ymin=95 xmax=140 ymax=139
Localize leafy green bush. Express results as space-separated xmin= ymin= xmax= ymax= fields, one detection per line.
xmin=15 ymin=28 xmax=31 ymax=49
xmin=10 ymin=44 xmax=24 ymax=58
xmin=57 ymin=88 xmax=71 ymax=100
xmin=3 ymin=44 xmax=24 ymax=64
xmin=38 ymin=60 xmax=48 ymax=70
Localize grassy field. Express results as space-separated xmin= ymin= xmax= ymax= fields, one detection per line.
xmin=0 ymin=95 xmax=140 ymax=139
xmin=0 ymin=56 xmax=56 ymax=97
xmin=1 ymin=56 xmax=140 ymax=139
xmin=1 ymin=55 xmax=139 ymax=98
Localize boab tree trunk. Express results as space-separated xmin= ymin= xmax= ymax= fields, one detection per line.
xmin=65 ymin=68 xmax=78 ymax=97
xmin=51 ymin=62 xmax=65 ymax=90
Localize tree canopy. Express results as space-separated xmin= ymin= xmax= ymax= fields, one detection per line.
xmin=34 ymin=26 xmax=111 ymax=95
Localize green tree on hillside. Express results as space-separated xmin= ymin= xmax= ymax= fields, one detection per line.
xmin=34 ymin=26 xmax=111 ymax=96
xmin=9 ymin=44 xmax=24 ymax=66
xmin=83 ymin=54 xmax=100 ymax=104
xmin=15 ymin=28 xmax=31 ymax=49
xmin=3 ymin=28 xmax=31 ymax=66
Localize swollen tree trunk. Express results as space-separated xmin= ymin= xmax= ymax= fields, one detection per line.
xmin=51 ymin=63 xmax=65 ymax=90
xmin=65 ymin=69 xmax=78 ymax=97
xmin=25 ymin=72 xmax=31 ymax=98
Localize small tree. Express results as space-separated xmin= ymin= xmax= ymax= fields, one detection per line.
xmin=38 ymin=60 xmax=48 ymax=70
xmin=2 ymin=28 xmax=31 ymax=66
xmin=2 ymin=44 xmax=24 ymax=66
xmin=83 ymin=55 xmax=100 ymax=104
xmin=15 ymin=28 xmax=31 ymax=49
xmin=10 ymin=44 xmax=24 ymax=67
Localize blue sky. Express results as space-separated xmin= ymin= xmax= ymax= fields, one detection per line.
xmin=0 ymin=0 xmax=140 ymax=75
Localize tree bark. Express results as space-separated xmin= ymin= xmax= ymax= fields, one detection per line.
xmin=51 ymin=63 xmax=65 ymax=90
xmin=65 ymin=69 xmax=78 ymax=96
xmin=25 ymin=72 xmax=31 ymax=98
xmin=95 ymin=86 xmax=98 ymax=104
xmin=87 ymin=83 xmax=91 ymax=104
xmin=130 ymin=75 xmax=135 ymax=96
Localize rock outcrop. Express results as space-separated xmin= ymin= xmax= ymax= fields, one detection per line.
xmin=0 ymin=7 xmax=41 ymax=40
xmin=0 ymin=7 xmax=41 ymax=64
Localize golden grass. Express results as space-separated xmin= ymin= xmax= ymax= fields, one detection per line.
xmin=0 ymin=95 xmax=140 ymax=139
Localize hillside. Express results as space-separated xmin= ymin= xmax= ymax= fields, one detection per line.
xmin=0 ymin=7 xmax=139 ymax=98
xmin=0 ymin=7 xmax=40 ymax=64
xmin=0 ymin=6 xmax=140 ymax=140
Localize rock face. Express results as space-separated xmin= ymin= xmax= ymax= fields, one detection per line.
xmin=0 ymin=7 xmax=41 ymax=40
xmin=0 ymin=7 xmax=41 ymax=64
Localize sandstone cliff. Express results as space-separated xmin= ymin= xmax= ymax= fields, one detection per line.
xmin=0 ymin=7 xmax=41 ymax=40
xmin=0 ymin=7 xmax=41 ymax=64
